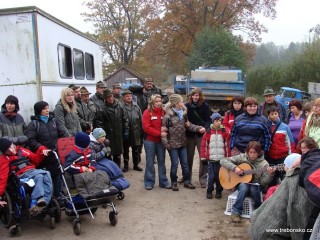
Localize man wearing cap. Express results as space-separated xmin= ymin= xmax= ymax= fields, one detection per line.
xmin=112 ymin=82 xmax=122 ymax=101
xmin=259 ymin=87 xmax=287 ymax=122
xmin=79 ymin=86 xmax=96 ymax=133
xmin=121 ymin=90 xmax=143 ymax=172
xmin=90 ymin=81 xmax=106 ymax=113
xmin=94 ymin=89 xmax=129 ymax=168
xmin=69 ymin=84 xmax=93 ymax=134
xmin=129 ymin=77 xmax=168 ymax=113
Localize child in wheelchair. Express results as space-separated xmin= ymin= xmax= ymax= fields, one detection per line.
xmin=0 ymin=138 xmax=52 ymax=216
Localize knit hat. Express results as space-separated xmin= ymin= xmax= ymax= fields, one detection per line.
xmin=80 ymin=86 xmax=91 ymax=95
xmin=121 ymin=89 xmax=132 ymax=96
xmin=4 ymin=95 xmax=19 ymax=112
xmin=103 ymin=88 xmax=113 ymax=98
xmin=34 ymin=101 xmax=49 ymax=116
xmin=284 ymin=153 xmax=301 ymax=168
xmin=263 ymin=87 xmax=276 ymax=96
xmin=75 ymin=132 xmax=90 ymax=148
xmin=211 ymin=112 xmax=222 ymax=121
xmin=92 ymin=128 xmax=106 ymax=140
xmin=0 ymin=138 xmax=13 ymax=153
xmin=96 ymin=81 xmax=106 ymax=88
xmin=169 ymin=94 xmax=183 ymax=105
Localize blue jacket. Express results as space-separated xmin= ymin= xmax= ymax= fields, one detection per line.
xmin=230 ymin=112 xmax=271 ymax=153
xmin=64 ymin=146 xmax=97 ymax=174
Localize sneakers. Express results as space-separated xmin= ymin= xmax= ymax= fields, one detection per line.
xmin=37 ymin=197 xmax=46 ymax=207
xmin=164 ymin=185 xmax=172 ymax=189
xmin=215 ymin=192 xmax=222 ymax=199
xmin=145 ymin=186 xmax=153 ymax=190
xmin=133 ymin=165 xmax=143 ymax=171
xmin=29 ymin=205 xmax=46 ymax=216
xmin=206 ymin=193 xmax=213 ymax=199
xmin=184 ymin=183 xmax=196 ymax=189
xmin=172 ymin=183 xmax=179 ymax=191
xmin=231 ymin=213 xmax=241 ymax=223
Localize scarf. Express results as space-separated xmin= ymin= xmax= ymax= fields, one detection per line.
xmin=231 ymin=108 xmax=244 ymax=118
xmin=39 ymin=115 xmax=49 ymax=124
xmin=190 ymin=102 xmax=199 ymax=109
xmin=172 ymin=107 xmax=183 ymax=120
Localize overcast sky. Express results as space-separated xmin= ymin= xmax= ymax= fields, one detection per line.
xmin=0 ymin=0 xmax=320 ymax=47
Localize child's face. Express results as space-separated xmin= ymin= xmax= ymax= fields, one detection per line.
xmin=213 ymin=118 xmax=222 ymax=128
xmin=5 ymin=144 xmax=16 ymax=156
xmin=97 ymin=136 xmax=106 ymax=144
xmin=268 ymin=111 xmax=279 ymax=122
xmin=300 ymin=142 xmax=310 ymax=154
xmin=248 ymin=148 xmax=258 ymax=161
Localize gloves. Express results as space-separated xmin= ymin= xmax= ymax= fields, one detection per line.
xmin=102 ymin=147 xmax=111 ymax=156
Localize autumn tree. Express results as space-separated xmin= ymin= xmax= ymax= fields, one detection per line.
xmin=145 ymin=0 xmax=277 ymax=73
xmin=186 ymin=27 xmax=246 ymax=70
xmin=82 ymin=0 xmax=161 ymax=74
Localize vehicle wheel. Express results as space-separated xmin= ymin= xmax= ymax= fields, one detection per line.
xmin=50 ymin=217 xmax=55 ymax=229
xmin=73 ymin=219 xmax=81 ymax=235
xmin=0 ymin=191 xmax=14 ymax=228
xmin=51 ymin=198 xmax=61 ymax=223
xmin=109 ymin=211 xmax=118 ymax=226
xmin=117 ymin=192 xmax=125 ymax=200
xmin=9 ymin=225 xmax=21 ymax=237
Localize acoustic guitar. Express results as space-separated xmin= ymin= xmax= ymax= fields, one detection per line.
xmin=219 ymin=163 xmax=284 ymax=190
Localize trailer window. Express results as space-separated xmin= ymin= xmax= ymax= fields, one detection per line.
xmin=58 ymin=45 xmax=72 ymax=78
xmin=85 ymin=53 xmax=95 ymax=80
xmin=73 ymin=49 xmax=85 ymax=80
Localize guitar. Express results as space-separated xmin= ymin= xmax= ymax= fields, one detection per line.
xmin=219 ymin=163 xmax=285 ymax=190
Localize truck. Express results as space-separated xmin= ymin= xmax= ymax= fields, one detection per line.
xmin=186 ymin=67 xmax=246 ymax=113
xmin=173 ymin=75 xmax=187 ymax=94
xmin=275 ymin=87 xmax=312 ymax=110
xmin=0 ymin=6 xmax=103 ymax=122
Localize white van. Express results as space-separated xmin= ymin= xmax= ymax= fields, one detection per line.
xmin=0 ymin=6 xmax=103 ymax=122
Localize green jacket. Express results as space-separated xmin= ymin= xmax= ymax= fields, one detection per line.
xmin=122 ymin=102 xmax=142 ymax=146
xmin=249 ymin=168 xmax=313 ymax=240
xmin=220 ymin=153 xmax=272 ymax=188
xmin=94 ymin=99 xmax=129 ymax=155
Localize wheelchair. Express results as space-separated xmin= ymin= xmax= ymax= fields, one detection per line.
xmin=0 ymin=172 xmax=61 ymax=237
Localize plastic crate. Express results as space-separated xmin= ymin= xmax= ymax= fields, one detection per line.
xmin=224 ymin=191 xmax=253 ymax=218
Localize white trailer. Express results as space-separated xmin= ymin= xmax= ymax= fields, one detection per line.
xmin=0 ymin=6 xmax=103 ymax=122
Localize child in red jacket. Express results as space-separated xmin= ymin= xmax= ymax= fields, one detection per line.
xmin=200 ymin=112 xmax=229 ymax=199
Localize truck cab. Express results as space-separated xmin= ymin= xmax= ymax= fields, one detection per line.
xmin=275 ymin=87 xmax=311 ymax=110
xmin=173 ymin=75 xmax=187 ymax=94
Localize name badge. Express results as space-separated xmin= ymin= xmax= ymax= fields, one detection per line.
xmin=151 ymin=116 xmax=158 ymax=120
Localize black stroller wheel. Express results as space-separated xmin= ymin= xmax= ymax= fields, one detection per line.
xmin=49 ymin=217 xmax=55 ymax=229
xmin=117 ymin=192 xmax=125 ymax=200
xmin=0 ymin=191 xmax=14 ymax=228
xmin=73 ymin=219 xmax=81 ymax=235
xmin=109 ymin=211 xmax=118 ymax=226
xmin=51 ymin=198 xmax=61 ymax=223
xmin=9 ymin=225 xmax=21 ymax=237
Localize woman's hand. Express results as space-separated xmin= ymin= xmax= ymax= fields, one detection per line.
xmin=199 ymin=127 xmax=205 ymax=133
xmin=267 ymin=166 xmax=276 ymax=175
xmin=0 ymin=200 xmax=7 ymax=207
xmin=234 ymin=167 xmax=244 ymax=175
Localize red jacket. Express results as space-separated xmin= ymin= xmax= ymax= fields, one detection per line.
xmin=0 ymin=145 xmax=46 ymax=196
xmin=142 ymin=107 xmax=164 ymax=143
xmin=222 ymin=111 xmax=235 ymax=134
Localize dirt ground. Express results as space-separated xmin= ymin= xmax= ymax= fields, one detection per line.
xmin=0 ymin=151 xmax=250 ymax=240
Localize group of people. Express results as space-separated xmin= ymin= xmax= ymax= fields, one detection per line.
xmin=1 ymin=79 xmax=320 ymax=238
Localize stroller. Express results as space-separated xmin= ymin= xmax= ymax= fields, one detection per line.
xmin=0 ymin=172 xmax=61 ymax=237
xmin=52 ymin=137 xmax=119 ymax=235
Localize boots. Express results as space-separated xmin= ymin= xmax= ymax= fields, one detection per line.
xmin=123 ymin=159 xmax=129 ymax=172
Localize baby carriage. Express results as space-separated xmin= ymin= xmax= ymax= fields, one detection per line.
xmin=52 ymin=137 xmax=119 ymax=235
xmin=0 ymin=172 xmax=61 ymax=237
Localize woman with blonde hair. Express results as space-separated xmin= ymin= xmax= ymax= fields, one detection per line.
xmin=142 ymin=94 xmax=170 ymax=190
xmin=54 ymin=87 xmax=81 ymax=136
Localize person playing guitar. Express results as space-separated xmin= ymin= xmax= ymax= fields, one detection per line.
xmin=220 ymin=141 xmax=275 ymax=223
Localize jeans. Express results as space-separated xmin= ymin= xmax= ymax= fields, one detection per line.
xmin=187 ymin=135 xmax=208 ymax=184
xmin=20 ymin=169 xmax=53 ymax=205
xmin=206 ymin=162 xmax=223 ymax=194
xmin=144 ymin=140 xmax=169 ymax=188
xmin=232 ymin=183 xmax=261 ymax=215
xmin=168 ymin=147 xmax=190 ymax=184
